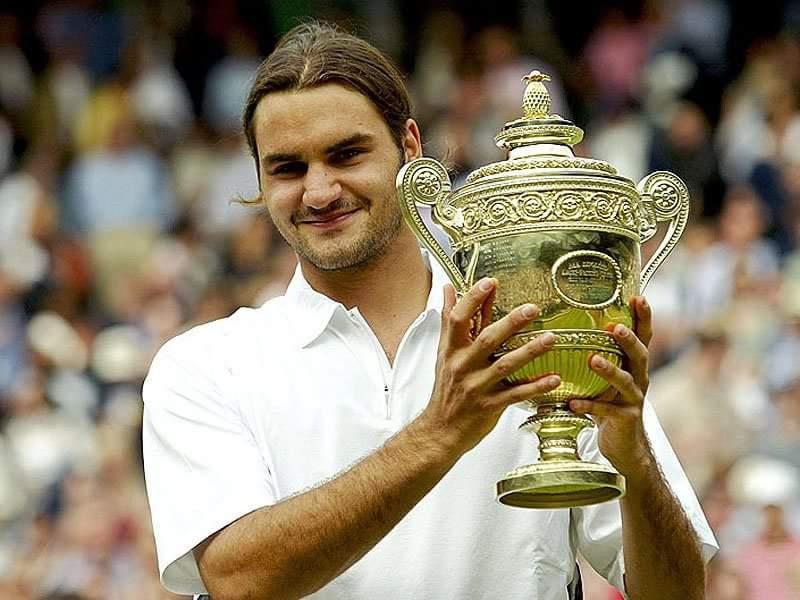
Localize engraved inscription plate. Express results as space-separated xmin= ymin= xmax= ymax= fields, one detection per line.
xmin=551 ymin=250 xmax=622 ymax=310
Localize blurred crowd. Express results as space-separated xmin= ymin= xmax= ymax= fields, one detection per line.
xmin=0 ymin=1 xmax=799 ymax=599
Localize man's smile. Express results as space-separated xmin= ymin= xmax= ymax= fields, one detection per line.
xmin=297 ymin=208 xmax=361 ymax=229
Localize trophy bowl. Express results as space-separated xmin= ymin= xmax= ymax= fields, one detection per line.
xmin=397 ymin=72 xmax=689 ymax=509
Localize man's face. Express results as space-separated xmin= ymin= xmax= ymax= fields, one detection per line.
xmin=253 ymin=84 xmax=415 ymax=271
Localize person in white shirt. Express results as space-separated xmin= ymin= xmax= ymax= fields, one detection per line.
xmin=142 ymin=21 xmax=717 ymax=600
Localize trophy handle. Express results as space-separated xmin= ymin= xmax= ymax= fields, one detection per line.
xmin=637 ymin=171 xmax=690 ymax=292
xmin=396 ymin=158 xmax=467 ymax=292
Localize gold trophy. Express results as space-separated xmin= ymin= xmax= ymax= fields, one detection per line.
xmin=397 ymin=71 xmax=689 ymax=508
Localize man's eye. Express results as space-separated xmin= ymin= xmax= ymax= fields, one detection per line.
xmin=334 ymin=148 xmax=365 ymax=162
xmin=272 ymin=162 xmax=306 ymax=176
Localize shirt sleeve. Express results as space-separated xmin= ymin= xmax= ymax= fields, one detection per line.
xmin=570 ymin=399 xmax=719 ymax=596
xmin=142 ymin=327 xmax=277 ymax=595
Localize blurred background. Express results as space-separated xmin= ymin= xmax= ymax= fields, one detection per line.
xmin=0 ymin=0 xmax=799 ymax=598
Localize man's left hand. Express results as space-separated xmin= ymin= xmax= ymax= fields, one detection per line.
xmin=568 ymin=296 xmax=654 ymax=478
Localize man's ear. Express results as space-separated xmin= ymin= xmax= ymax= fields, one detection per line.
xmin=402 ymin=118 xmax=422 ymax=163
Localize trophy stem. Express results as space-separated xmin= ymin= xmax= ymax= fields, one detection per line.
xmin=495 ymin=402 xmax=626 ymax=509
xmin=521 ymin=403 xmax=593 ymax=463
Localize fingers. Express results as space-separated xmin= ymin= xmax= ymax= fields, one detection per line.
xmin=569 ymin=398 xmax=631 ymax=418
xmin=587 ymin=353 xmax=644 ymax=406
xmin=478 ymin=284 xmax=496 ymax=336
xmin=468 ymin=303 xmax=541 ymax=362
xmin=611 ymin=322 xmax=649 ymax=394
xmin=443 ymin=283 xmax=457 ymax=314
xmin=631 ymin=296 xmax=653 ymax=347
xmin=438 ymin=283 xmax=458 ymax=353
xmin=446 ymin=278 xmax=497 ymax=346
xmin=591 ymin=385 xmax=617 ymax=405
xmin=493 ymin=374 xmax=561 ymax=407
xmin=588 ymin=301 xmax=651 ymax=402
xmin=483 ymin=331 xmax=556 ymax=384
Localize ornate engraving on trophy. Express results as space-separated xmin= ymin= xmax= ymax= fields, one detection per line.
xmin=552 ymin=250 xmax=622 ymax=310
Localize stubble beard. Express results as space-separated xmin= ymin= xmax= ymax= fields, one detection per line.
xmin=276 ymin=196 xmax=405 ymax=272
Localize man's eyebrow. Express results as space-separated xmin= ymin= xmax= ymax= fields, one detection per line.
xmin=261 ymin=133 xmax=374 ymax=167
xmin=325 ymin=133 xmax=374 ymax=154
xmin=262 ymin=151 xmax=302 ymax=167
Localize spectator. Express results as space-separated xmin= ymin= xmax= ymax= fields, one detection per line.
xmin=64 ymin=98 xmax=176 ymax=316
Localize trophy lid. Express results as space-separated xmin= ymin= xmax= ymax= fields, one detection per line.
xmin=494 ymin=70 xmax=584 ymax=151
xmin=464 ymin=71 xmax=618 ymax=185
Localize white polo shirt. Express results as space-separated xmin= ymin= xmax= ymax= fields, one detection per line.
xmin=142 ymin=251 xmax=717 ymax=599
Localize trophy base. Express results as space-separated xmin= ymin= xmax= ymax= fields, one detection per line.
xmin=496 ymin=461 xmax=625 ymax=509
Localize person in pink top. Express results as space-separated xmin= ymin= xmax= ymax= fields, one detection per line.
xmin=733 ymin=504 xmax=800 ymax=599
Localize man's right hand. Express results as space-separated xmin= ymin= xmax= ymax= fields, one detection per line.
xmin=420 ymin=277 xmax=561 ymax=455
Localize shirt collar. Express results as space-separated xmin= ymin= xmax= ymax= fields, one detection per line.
xmin=281 ymin=248 xmax=451 ymax=348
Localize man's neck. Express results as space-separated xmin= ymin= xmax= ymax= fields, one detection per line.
xmin=299 ymin=232 xmax=432 ymax=359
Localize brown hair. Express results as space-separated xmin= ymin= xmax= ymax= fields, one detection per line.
xmin=242 ymin=21 xmax=412 ymax=188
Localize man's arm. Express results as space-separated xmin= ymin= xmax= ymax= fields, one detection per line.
xmin=570 ymin=298 xmax=705 ymax=600
xmin=618 ymin=442 xmax=705 ymax=599
xmin=195 ymin=279 xmax=561 ymax=600
xmin=195 ymin=414 xmax=459 ymax=600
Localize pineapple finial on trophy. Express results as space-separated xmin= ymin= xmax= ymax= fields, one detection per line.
xmin=494 ymin=69 xmax=583 ymax=152
xmin=522 ymin=70 xmax=552 ymax=119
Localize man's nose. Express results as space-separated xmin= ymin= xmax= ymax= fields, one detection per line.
xmin=302 ymin=164 xmax=342 ymax=209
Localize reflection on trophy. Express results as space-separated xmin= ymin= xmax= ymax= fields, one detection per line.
xmin=397 ymin=71 xmax=690 ymax=509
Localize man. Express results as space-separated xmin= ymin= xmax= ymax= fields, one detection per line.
xmin=143 ymin=21 xmax=717 ymax=599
